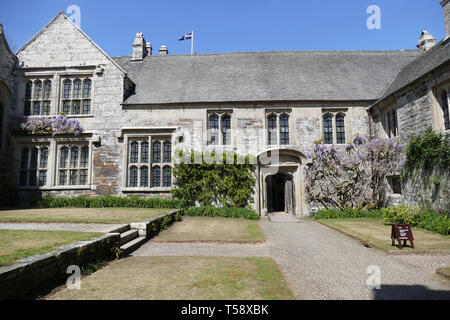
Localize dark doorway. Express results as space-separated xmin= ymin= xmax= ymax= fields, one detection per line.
xmin=266 ymin=173 xmax=294 ymax=214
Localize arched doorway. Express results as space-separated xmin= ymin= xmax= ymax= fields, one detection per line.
xmin=266 ymin=173 xmax=294 ymax=214
xmin=256 ymin=147 xmax=305 ymax=217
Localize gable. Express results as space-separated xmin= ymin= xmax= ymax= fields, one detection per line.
xmin=17 ymin=12 xmax=125 ymax=73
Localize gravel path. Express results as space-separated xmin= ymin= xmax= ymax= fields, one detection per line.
xmin=0 ymin=222 xmax=125 ymax=233
xmin=134 ymin=220 xmax=450 ymax=300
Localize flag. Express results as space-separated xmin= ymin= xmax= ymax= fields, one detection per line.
xmin=179 ymin=32 xmax=193 ymax=41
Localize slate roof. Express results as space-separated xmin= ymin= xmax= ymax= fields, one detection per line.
xmin=113 ymin=50 xmax=419 ymax=105
xmin=377 ymin=38 xmax=450 ymax=102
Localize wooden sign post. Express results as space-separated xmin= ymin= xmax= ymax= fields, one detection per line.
xmin=391 ymin=224 xmax=414 ymax=249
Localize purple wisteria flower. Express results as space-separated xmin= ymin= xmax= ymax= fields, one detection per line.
xmin=21 ymin=115 xmax=84 ymax=136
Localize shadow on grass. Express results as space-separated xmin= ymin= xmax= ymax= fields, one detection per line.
xmin=372 ymin=285 xmax=450 ymax=300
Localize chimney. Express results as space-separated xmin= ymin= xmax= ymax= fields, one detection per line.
xmin=417 ymin=30 xmax=436 ymax=52
xmin=159 ymin=45 xmax=168 ymax=56
xmin=442 ymin=0 xmax=450 ymax=38
xmin=146 ymin=42 xmax=152 ymax=56
xmin=131 ymin=32 xmax=148 ymax=61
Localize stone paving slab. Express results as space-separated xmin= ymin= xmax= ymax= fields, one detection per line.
xmin=268 ymin=213 xmax=301 ymax=223
xmin=0 ymin=222 xmax=126 ymax=233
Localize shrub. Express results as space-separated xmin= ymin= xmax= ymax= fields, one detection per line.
xmin=312 ymin=209 xmax=384 ymax=220
xmin=412 ymin=211 xmax=450 ymax=236
xmin=35 ymin=196 xmax=185 ymax=209
xmin=184 ymin=206 xmax=260 ymax=220
xmin=381 ymin=205 xmax=419 ymax=225
xmin=313 ymin=207 xmax=449 ymax=235
xmin=172 ymin=151 xmax=255 ymax=208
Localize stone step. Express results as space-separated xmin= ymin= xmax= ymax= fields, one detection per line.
xmin=108 ymin=224 xmax=131 ymax=234
xmin=120 ymin=229 xmax=139 ymax=246
xmin=120 ymin=236 xmax=147 ymax=255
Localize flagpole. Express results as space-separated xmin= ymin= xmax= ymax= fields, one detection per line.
xmin=191 ymin=30 xmax=194 ymax=55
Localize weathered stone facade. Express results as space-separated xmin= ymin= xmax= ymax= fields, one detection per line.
xmin=1 ymin=2 xmax=449 ymax=215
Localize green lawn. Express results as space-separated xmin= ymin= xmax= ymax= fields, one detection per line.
xmin=153 ymin=216 xmax=265 ymax=243
xmin=47 ymin=256 xmax=294 ymax=300
xmin=319 ymin=218 xmax=450 ymax=252
xmin=0 ymin=230 xmax=102 ymax=266
xmin=0 ymin=207 xmax=171 ymax=224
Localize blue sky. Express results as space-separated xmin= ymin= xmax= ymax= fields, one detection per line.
xmin=0 ymin=0 xmax=445 ymax=56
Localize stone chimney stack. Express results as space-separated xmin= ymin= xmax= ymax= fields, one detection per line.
xmin=146 ymin=42 xmax=152 ymax=56
xmin=442 ymin=0 xmax=450 ymax=38
xmin=131 ymin=32 xmax=148 ymax=61
xmin=159 ymin=45 xmax=169 ymax=55
xmin=417 ymin=30 xmax=436 ymax=52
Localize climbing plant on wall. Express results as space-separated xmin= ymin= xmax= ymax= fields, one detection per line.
xmin=305 ymin=135 xmax=403 ymax=210
xmin=171 ymin=151 xmax=256 ymax=208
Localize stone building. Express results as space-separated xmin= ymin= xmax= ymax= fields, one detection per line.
xmin=0 ymin=1 xmax=449 ymax=216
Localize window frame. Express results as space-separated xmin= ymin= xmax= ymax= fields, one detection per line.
xmin=24 ymin=78 xmax=53 ymax=116
xmin=59 ymin=76 xmax=93 ymax=116
xmin=123 ymin=134 xmax=174 ymax=192
xmin=207 ymin=111 xmax=233 ymax=146
xmin=265 ymin=111 xmax=291 ymax=146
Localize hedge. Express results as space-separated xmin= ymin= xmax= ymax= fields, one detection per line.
xmin=313 ymin=208 xmax=449 ymax=235
xmin=35 ymin=196 xmax=185 ymax=209
xmin=184 ymin=206 xmax=260 ymax=220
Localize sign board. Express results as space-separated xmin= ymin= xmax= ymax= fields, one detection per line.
xmin=391 ymin=224 xmax=414 ymax=249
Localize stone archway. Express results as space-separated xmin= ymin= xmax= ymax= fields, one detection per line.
xmin=255 ymin=148 xmax=305 ymax=217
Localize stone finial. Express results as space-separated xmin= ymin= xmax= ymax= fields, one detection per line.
xmin=159 ymin=45 xmax=168 ymax=56
xmin=131 ymin=32 xmax=148 ymax=61
xmin=442 ymin=0 xmax=450 ymax=38
xmin=146 ymin=42 xmax=152 ymax=56
xmin=417 ymin=30 xmax=436 ymax=53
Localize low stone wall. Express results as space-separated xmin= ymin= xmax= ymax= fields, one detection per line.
xmin=0 ymin=233 xmax=120 ymax=300
xmin=130 ymin=209 xmax=182 ymax=238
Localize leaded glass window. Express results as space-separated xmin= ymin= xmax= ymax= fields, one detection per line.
xmin=441 ymin=90 xmax=449 ymax=130
xmin=152 ymin=141 xmax=161 ymax=163
xmin=33 ymin=81 xmax=42 ymax=99
xmin=163 ymin=141 xmax=171 ymax=163
xmin=221 ymin=115 xmax=231 ymax=145
xmin=126 ymin=137 xmax=173 ymax=189
xmin=19 ymin=146 xmax=49 ymax=187
xmin=323 ymin=115 xmax=333 ymax=144
xmin=130 ymin=142 xmax=139 ymax=163
xmin=73 ymin=79 xmax=82 ymax=99
xmin=140 ymin=166 xmax=149 ymax=187
xmin=58 ymin=145 xmax=89 ymax=186
xmin=209 ymin=114 xmax=219 ymax=145
xmin=336 ymin=114 xmax=345 ymax=144
xmin=163 ymin=166 xmax=172 ymax=187
xmin=151 ymin=166 xmax=161 ymax=188
xmin=280 ymin=114 xmax=289 ymax=145
xmin=141 ymin=142 xmax=149 ymax=163
xmin=24 ymin=79 xmax=51 ymax=116
xmin=60 ymin=77 xmax=92 ymax=115
xmin=268 ymin=114 xmax=277 ymax=145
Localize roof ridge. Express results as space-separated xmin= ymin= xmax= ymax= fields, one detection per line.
xmin=112 ymin=49 xmax=418 ymax=59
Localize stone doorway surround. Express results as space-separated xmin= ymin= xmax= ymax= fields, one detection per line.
xmin=255 ymin=147 xmax=306 ymax=218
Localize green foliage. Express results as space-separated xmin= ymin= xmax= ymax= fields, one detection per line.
xmin=35 ymin=196 xmax=185 ymax=209
xmin=313 ymin=207 xmax=449 ymax=235
xmin=312 ymin=209 xmax=384 ymax=220
xmin=411 ymin=211 xmax=450 ymax=236
xmin=184 ymin=206 xmax=260 ymax=220
xmin=381 ymin=205 xmax=419 ymax=225
xmin=406 ymin=128 xmax=450 ymax=169
xmin=171 ymin=151 xmax=256 ymax=207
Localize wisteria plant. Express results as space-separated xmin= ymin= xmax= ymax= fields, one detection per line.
xmin=20 ymin=115 xmax=84 ymax=136
xmin=305 ymin=135 xmax=403 ymax=211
